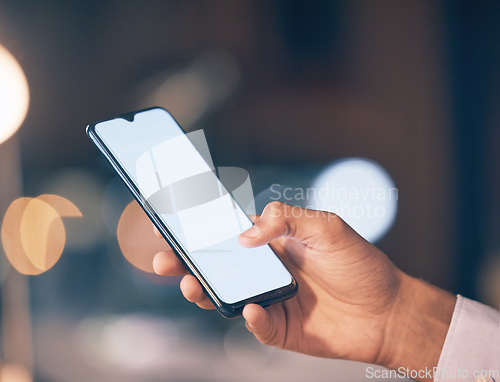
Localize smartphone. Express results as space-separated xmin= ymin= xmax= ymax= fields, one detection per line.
xmin=86 ymin=107 xmax=297 ymax=318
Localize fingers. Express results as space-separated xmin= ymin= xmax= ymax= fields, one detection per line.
xmin=239 ymin=201 xmax=342 ymax=248
xmin=153 ymin=225 xmax=162 ymax=238
xmin=153 ymin=251 xmax=188 ymax=276
xmin=152 ymin=225 xmax=214 ymax=309
xmin=153 ymin=253 xmax=213 ymax=309
xmin=152 ymin=225 xmax=188 ymax=276
xmin=243 ymin=304 xmax=277 ymax=346
xmin=152 ymin=225 xmax=213 ymax=309
xmin=180 ymin=275 xmax=214 ymax=310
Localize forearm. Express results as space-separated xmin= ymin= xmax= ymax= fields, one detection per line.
xmin=379 ymin=272 xmax=456 ymax=382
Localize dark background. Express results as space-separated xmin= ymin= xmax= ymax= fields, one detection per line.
xmin=0 ymin=1 xmax=499 ymax=381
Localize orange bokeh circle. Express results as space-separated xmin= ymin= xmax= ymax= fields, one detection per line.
xmin=1 ymin=195 xmax=81 ymax=275
xmin=116 ymin=201 xmax=167 ymax=273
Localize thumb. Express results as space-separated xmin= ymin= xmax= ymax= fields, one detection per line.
xmin=239 ymin=201 xmax=339 ymax=248
xmin=242 ymin=304 xmax=278 ymax=346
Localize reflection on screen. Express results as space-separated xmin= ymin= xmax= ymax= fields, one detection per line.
xmin=95 ymin=108 xmax=291 ymax=303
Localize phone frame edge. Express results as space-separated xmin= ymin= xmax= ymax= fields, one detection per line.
xmin=86 ymin=107 xmax=298 ymax=318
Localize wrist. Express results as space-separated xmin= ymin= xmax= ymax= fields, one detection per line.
xmin=378 ymin=272 xmax=456 ymax=382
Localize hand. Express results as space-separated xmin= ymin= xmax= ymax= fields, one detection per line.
xmin=153 ymin=201 xmax=455 ymax=380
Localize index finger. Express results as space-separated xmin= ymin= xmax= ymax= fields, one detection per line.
xmin=153 ymin=250 xmax=189 ymax=276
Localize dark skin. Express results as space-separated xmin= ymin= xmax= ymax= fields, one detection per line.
xmin=153 ymin=201 xmax=456 ymax=382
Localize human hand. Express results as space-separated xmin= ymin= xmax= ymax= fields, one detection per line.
xmin=153 ymin=201 xmax=454 ymax=379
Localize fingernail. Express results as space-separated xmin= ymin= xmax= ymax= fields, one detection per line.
xmin=241 ymin=225 xmax=260 ymax=238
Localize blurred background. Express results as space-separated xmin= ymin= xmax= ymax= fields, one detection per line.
xmin=0 ymin=1 xmax=499 ymax=381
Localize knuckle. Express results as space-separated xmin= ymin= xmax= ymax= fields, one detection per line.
xmin=263 ymin=202 xmax=304 ymax=238
xmin=328 ymin=211 xmax=346 ymax=228
xmin=262 ymin=328 xmax=280 ymax=347
xmin=311 ymin=208 xmax=343 ymax=226
xmin=264 ymin=201 xmax=285 ymax=217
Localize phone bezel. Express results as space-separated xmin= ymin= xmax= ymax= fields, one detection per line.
xmin=86 ymin=107 xmax=298 ymax=318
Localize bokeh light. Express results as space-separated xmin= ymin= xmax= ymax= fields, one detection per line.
xmin=309 ymin=158 xmax=398 ymax=243
xmin=76 ymin=314 xmax=180 ymax=373
xmin=0 ymin=363 xmax=32 ymax=382
xmin=478 ymin=253 xmax=500 ymax=309
xmin=20 ymin=198 xmax=65 ymax=271
xmin=1 ymin=195 xmax=82 ymax=275
xmin=0 ymin=45 xmax=29 ymax=144
xmin=137 ymin=50 xmax=239 ymax=129
xmin=42 ymin=169 xmax=105 ymax=250
xmin=116 ymin=201 xmax=167 ymax=273
xmin=101 ymin=176 xmax=134 ymax=235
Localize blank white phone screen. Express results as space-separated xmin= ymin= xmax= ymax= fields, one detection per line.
xmin=95 ymin=108 xmax=292 ymax=304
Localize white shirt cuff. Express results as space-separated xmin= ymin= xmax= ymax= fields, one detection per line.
xmin=435 ymin=295 xmax=500 ymax=382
